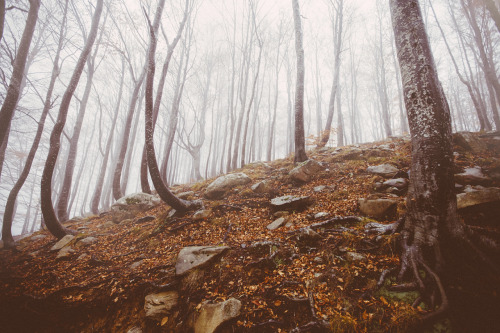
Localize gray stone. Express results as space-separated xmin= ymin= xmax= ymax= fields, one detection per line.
xmin=367 ymin=164 xmax=399 ymax=178
xmin=30 ymin=234 xmax=47 ymax=241
xmin=111 ymin=193 xmax=161 ymax=223
xmin=175 ymin=246 xmax=230 ymax=275
xmin=144 ymin=291 xmax=179 ymax=320
xmin=251 ymin=180 xmax=270 ymax=194
xmin=56 ymin=246 xmax=75 ymax=259
xmin=358 ymin=198 xmax=398 ymax=219
xmin=314 ymin=212 xmax=329 ymax=219
xmin=289 ymin=159 xmax=325 ymax=182
xmin=313 ymin=185 xmax=326 ymax=192
xmin=270 ymin=195 xmax=312 ymax=211
xmin=77 ymin=236 xmax=97 ymax=247
xmin=382 ymin=178 xmax=408 ymax=189
xmin=50 ymin=235 xmax=75 ymax=251
xmin=77 ymin=253 xmax=88 ymax=261
xmin=267 ymin=217 xmax=287 ymax=230
xmin=455 ymin=167 xmax=491 ymax=186
xmin=295 ymin=227 xmax=321 ymax=246
xmin=204 ymin=173 xmax=251 ymax=199
xmin=457 ymin=187 xmax=500 ymax=210
xmin=346 ymin=252 xmax=366 ymax=261
xmin=126 ymin=327 xmax=143 ymax=333
xmin=194 ymin=298 xmax=241 ymax=333
xmin=130 ymin=260 xmax=144 ymax=270
xmin=193 ymin=209 xmax=211 ymax=221
xmin=178 ymin=191 xmax=195 ymax=199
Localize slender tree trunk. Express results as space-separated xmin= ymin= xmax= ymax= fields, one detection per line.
xmin=0 ymin=0 xmax=40 ymax=149
xmin=41 ymin=0 xmax=103 ymax=239
xmin=484 ymin=0 xmax=500 ymax=33
xmin=292 ymin=0 xmax=308 ymax=163
xmin=144 ymin=7 xmax=201 ymax=213
xmin=90 ymin=57 xmax=125 ymax=214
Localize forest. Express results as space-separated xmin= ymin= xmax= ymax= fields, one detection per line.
xmin=0 ymin=0 xmax=500 ymax=332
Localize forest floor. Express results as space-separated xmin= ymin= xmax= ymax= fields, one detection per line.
xmin=1 ymin=132 xmax=500 ymax=333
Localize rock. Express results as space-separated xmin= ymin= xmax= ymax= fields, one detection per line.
xmin=101 ymin=221 xmax=115 ymax=229
xmin=111 ymin=193 xmax=161 ymax=223
xmin=367 ymin=164 xmax=399 ymax=178
xmin=251 ymin=180 xmax=270 ymax=194
xmin=346 ymin=252 xmax=366 ymax=261
xmin=126 ymin=327 xmax=143 ymax=333
xmin=314 ymin=212 xmax=329 ymax=219
xmin=175 ymin=246 xmax=230 ymax=275
xmin=358 ymin=198 xmax=398 ymax=220
xmin=455 ymin=167 xmax=491 ymax=186
xmin=457 ymin=187 xmax=500 ymax=210
xmin=56 ymin=246 xmax=75 ymax=260
xmin=313 ymin=185 xmax=326 ymax=192
xmin=289 ymin=159 xmax=325 ymax=182
xmin=30 ymin=234 xmax=47 ymax=241
xmin=382 ymin=178 xmax=408 ymax=190
xmin=270 ymin=195 xmax=312 ymax=212
xmin=194 ymin=298 xmax=241 ymax=333
xmin=204 ymin=173 xmax=251 ymax=199
xmin=178 ymin=191 xmax=195 ymax=199
xmin=193 ymin=209 xmax=211 ymax=221
xmin=77 ymin=253 xmax=88 ymax=261
xmin=130 ymin=260 xmax=144 ymax=270
xmin=453 ymin=132 xmax=487 ymax=153
xmin=50 ymin=235 xmax=74 ymax=251
xmin=144 ymin=291 xmax=179 ymax=320
xmin=267 ymin=217 xmax=287 ymax=230
xmin=295 ymin=227 xmax=321 ymax=247
xmin=77 ymin=236 xmax=97 ymax=247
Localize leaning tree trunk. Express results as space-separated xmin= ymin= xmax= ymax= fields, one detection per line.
xmin=1 ymin=0 xmax=67 ymax=248
xmin=0 ymin=0 xmax=40 ymax=149
xmin=144 ymin=10 xmax=201 ymax=213
xmin=292 ymin=0 xmax=308 ymax=162
xmin=41 ymin=0 xmax=103 ymax=239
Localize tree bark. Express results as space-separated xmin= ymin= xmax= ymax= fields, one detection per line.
xmin=292 ymin=0 xmax=308 ymax=162
xmin=41 ymin=0 xmax=103 ymax=239
xmin=0 ymin=0 xmax=40 ymax=149
xmin=144 ymin=7 xmax=201 ymax=213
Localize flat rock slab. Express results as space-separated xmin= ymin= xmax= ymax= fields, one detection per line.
xmin=194 ymin=298 xmax=241 ymax=333
xmin=175 ymin=246 xmax=230 ymax=275
xmin=50 ymin=235 xmax=74 ymax=251
xmin=204 ymin=173 xmax=251 ymax=199
xmin=144 ymin=291 xmax=179 ymax=320
xmin=382 ymin=178 xmax=408 ymax=189
xmin=367 ymin=164 xmax=399 ymax=178
xmin=358 ymin=198 xmax=398 ymax=220
xmin=289 ymin=159 xmax=324 ymax=182
xmin=270 ymin=195 xmax=312 ymax=212
xmin=457 ymin=187 xmax=500 ymax=209
xmin=111 ymin=192 xmax=161 ymax=223
xmin=267 ymin=217 xmax=287 ymax=230
xmin=455 ymin=167 xmax=491 ymax=186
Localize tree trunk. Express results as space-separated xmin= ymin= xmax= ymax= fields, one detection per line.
xmin=41 ymin=0 xmax=103 ymax=240
xmin=144 ymin=7 xmax=200 ymax=213
xmin=90 ymin=57 xmax=125 ymax=214
xmin=0 ymin=0 xmax=40 ymax=149
xmin=484 ymin=0 xmax=500 ymax=33
xmin=292 ymin=0 xmax=308 ymax=163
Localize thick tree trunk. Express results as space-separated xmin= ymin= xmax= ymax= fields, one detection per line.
xmin=292 ymin=0 xmax=308 ymax=163
xmin=41 ymin=0 xmax=103 ymax=240
xmin=0 ymin=0 xmax=40 ymax=149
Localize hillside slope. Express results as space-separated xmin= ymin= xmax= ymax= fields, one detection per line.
xmin=1 ymin=132 xmax=499 ymax=332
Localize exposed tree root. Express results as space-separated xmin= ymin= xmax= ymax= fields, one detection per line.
xmin=290 ymin=320 xmax=330 ymax=332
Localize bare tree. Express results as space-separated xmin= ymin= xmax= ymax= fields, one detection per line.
xmin=41 ymin=0 xmax=103 ymax=239
xmin=1 ymin=0 xmax=68 ymax=248
xmin=143 ymin=3 xmax=201 ymax=213
xmin=369 ymin=0 xmax=500 ymax=327
xmin=291 ymin=0 xmax=307 ymax=162
xmin=0 ymin=0 xmax=39 ymax=152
